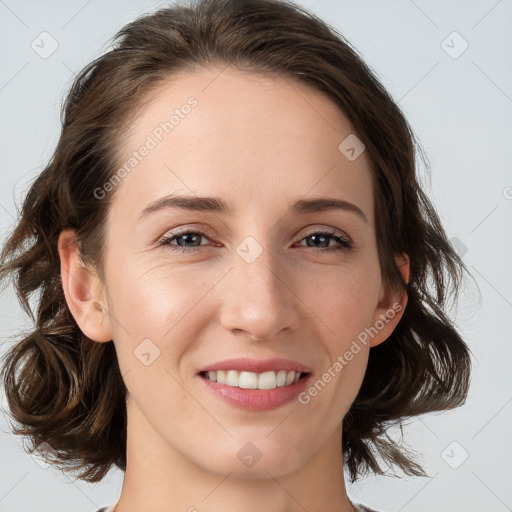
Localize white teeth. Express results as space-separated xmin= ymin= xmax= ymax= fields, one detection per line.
xmin=239 ymin=371 xmax=258 ymax=389
xmin=276 ymin=370 xmax=287 ymax=387
xmin=258 ymin=371 xmax=277 ymax=390
xmin=204 ymin=370 xmax=303 ymax=389
xmin=226 ymin=370 xmax=239 ymax=387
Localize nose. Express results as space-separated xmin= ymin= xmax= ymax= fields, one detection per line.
xmin=218 ymin=244 xmax=302 ymax=342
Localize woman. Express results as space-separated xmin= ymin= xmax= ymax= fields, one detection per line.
xmin=0 ymin=0 xmax=472 ymax=511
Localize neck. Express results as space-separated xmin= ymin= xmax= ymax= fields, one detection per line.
xmin=113 ymin=398 xmax=357 ymax=512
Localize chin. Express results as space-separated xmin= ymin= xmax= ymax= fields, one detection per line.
xmin=192 ymin=436 xmax=308 ymax=479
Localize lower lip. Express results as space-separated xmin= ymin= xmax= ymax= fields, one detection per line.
xmin=198 ymin=373 xmax=312 ymax=411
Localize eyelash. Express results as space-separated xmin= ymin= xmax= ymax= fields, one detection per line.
xmin=157 ymin=228 xmax=353 ymax=254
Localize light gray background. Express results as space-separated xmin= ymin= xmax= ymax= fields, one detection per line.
xmin=0 ymin=1 xmax=511 ymax=511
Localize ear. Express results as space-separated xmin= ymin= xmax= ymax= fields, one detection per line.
xmin=368 ymin=252 xmax=410 ymax=348
xmin=58 ymin=229 xmax=112 ymax=342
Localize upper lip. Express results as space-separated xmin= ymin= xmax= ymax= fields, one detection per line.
xmin=198 ymin=358 xmax=312 ymax=374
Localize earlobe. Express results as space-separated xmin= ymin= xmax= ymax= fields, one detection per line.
xmin=58 ymin=229 xmax=112 ymax=342
xmin=369 ymin=252 xmax=410 ymax=348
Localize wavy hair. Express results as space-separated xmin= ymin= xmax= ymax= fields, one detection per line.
xmin=0 ymin=0 xmax=472 ymax=483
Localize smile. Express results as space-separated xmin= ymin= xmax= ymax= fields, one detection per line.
xmin=200 ymin=369 xmax=307 ymax=389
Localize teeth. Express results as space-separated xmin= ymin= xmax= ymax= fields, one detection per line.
xmin=204 ymin=370 xmax=303 ymax=389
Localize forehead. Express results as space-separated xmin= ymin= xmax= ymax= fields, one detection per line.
xmin=110 ymin=66 xmax=374 ymax=225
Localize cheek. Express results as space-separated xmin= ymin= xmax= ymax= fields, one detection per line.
xmin=303 ymin=263 xmax=379 ymax=395
xmin=106 ymin=264 xmax=204 ymax=415
xmin=109 ymin=257 xmax=206 ymax=328
xmin=305 ymin=262 xmax=381 ymax=334
xmin=104 ymin=260 xmax=209 ymax=377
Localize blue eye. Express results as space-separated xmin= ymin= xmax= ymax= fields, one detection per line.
xmin=158 ymin=229 xmax=353 ymax=254
xmin=296 ymin=229 xmax=353 ymax=252
xmin=158 ymin=230 xmax=212 ymax=254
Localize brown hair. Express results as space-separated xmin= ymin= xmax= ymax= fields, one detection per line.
xmin=0 ymin=0 xmax=472 ymax=483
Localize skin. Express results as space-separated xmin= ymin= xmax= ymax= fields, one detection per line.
xmin=58 ymin=66 xmax=409 ymax=512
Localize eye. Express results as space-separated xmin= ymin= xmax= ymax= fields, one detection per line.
xmin=158 ymin=229 xmax=214 ymax=254
xmin=294 ymin=229 xmax=353 ymax=252
xmin=158 ymin=227 xmax=353 ymax=254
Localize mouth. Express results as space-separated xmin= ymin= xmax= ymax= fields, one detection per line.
xmin=196 ymin=357 xmax=313 ymax=410
xmin=199 ymin=369 xmax=310 ymax=390
xmin=198 ymin=369 xmax=313 ymax=411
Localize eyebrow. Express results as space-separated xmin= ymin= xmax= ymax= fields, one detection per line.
xmin=138 ymin=194 xmax=368 ymax=224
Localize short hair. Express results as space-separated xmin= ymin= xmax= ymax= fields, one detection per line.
xmin=0 ymin=0 xmax=472 ymax=484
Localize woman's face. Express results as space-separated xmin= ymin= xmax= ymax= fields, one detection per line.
xmin=76 ymin=66 xmax=407 ymax=477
